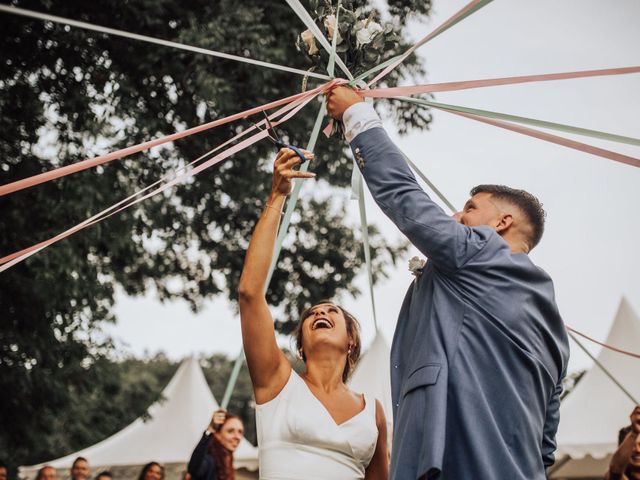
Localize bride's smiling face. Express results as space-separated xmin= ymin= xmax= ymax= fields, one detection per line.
xmin=302 ymin=303 xmax=349 ymax=344
xmin=294 ymin=301 xmax=361 ymax=382
xmin=300 ymin=303 xmax=351 ymax=356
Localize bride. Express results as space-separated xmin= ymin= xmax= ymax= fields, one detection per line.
xmin=238 ymin=147 xmax=388 ymax=480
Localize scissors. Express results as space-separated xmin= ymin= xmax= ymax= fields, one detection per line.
xmin=258 ymin=111 xmax=308 ymax=164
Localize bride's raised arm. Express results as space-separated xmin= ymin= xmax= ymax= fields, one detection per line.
xmin=237 ymin=147 xmax=314 ymax=404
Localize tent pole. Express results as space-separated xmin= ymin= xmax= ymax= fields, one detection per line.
xmin=568 ymin=332 xmax=638 ymax=404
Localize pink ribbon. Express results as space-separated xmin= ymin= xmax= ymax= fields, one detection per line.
xmin=0 ymin=83 xmax=333 ymax=197
xmin=567 ymin=326 xmax=640 ymax=360
xmin=367 ymin=0 xmax=489 ymax=87
xmin=439 ymin=107 xmax=640 ymax=169
xmin=362 ymin=66 xmax=640 ymax=97
xmin=0 ymin=86 xmax=326 ymax=271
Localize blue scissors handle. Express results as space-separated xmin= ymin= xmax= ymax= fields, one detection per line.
xmin=276 ymin=141 xmax=307 ymax=164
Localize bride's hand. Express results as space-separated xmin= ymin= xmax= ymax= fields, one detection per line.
xmin=271 ymin=148 xmax=315 ymax=197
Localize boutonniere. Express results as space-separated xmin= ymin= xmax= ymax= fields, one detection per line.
xmin=408 ymin=256 xmax=426 ymax=277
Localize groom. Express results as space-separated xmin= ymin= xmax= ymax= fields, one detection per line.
xmin=326 ymin=86 xmax=569 ymax=480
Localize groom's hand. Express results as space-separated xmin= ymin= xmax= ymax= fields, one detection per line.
xmin=326 ymin=86 xmax=363 ymax=120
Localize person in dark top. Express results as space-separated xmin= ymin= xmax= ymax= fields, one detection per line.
xmin=605 ymin=406 xmax=640 ymax=480
xmin=188 ymin=409 xmax=244 ymax=480
xmin=137 ymin=463 xmax=163 ymax=480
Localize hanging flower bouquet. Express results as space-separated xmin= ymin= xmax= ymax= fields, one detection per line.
xmin=295 ymin=0 xmax=401 ymax=79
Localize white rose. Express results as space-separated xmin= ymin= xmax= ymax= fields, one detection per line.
xmin=356 ymin=20 xmax=383 ymax=47
xmin=301 ymin=29 xmax=319 ymax=55
xmin=324 ymin=14 xmax=343 ymax=44
xmin=408 ymin=256 xmax=426 ymax=277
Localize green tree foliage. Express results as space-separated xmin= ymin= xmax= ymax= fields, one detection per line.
xmin=43 ymin=354 xmax=179 ymax=459
xmin=0 ymin=0 xmax=432 ymax=467
xmin=0 ymin=354 xmax=257 ymax=471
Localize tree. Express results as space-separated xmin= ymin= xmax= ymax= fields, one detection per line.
xmin=0 ymin=0 xmax=432 ymax=467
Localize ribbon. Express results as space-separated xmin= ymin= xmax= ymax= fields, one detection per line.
xmin=0 ymin=84 xmax=332 ymax=196
xmin=0 ymin=4 xmax=331 ymax=81
xmin=366 ymin=0 xmax=494 ymax=86
xmin=221 ymin=14 xmax=349 ymax=407
xmin=442 ymin=108 xmax=640 ymax=169
xmin=221 ymin=102 xmax=328 ymax=410
xmin=285 ymin=0 xmax=354 ymax=81
xmin=567 ymin=326 xmax=640 ymax=360
xmin=357 ymin=177 xmax=379 ymax=330
xmin=5 ymin=45 xmax=638 ymax=197
xmin=402 ymin=97 xmax=640 ymax=147
xmin=0 ymin=84 xmax=332 ymax=271
xmin=362 ymin=66 xmax=640 ymax=100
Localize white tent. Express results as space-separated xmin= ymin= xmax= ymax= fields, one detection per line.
xmin=349 ymin=332 xmax=394 ymax=426
xmin=549 ymin=297 xmax=640 ymax=479
xmin=19 ymin=357 xmax=258 ymax=478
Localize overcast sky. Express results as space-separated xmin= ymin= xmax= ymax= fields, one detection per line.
xmin=106 ymin=0 xmax=640 ymax=376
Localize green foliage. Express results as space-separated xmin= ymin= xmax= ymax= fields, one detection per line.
xmin=0 ymin=0 xmax=432 ymax=468
xmin=296 ymin=0 xmax=433 ymax=133
xmin=43 ymin=354 xmax=178 ymax=459
xmin=0 ymin=354 xmax=256 ymax=471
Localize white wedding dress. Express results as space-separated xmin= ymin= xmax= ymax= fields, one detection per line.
xmin=256 ymin=370 xmax=379 ymax=479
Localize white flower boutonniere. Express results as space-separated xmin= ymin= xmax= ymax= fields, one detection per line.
xmin=408 ymin=256 xmax=426 ymax=277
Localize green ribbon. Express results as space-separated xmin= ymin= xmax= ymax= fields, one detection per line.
xmin=400 ymin=96 xmax=640 ymax=147
xmin=357 ymin=176 xmax=379 ymax=330
xmin=285 ymin=0 xmax=353 ymax=80
xmin=221 ymin=7 xmax=344 ymax=407
xmin=222 ymin=0 xmax=495 ymax=406
xmin=352 ymin=0 xmax=494 ymax=84
xmin=220 ymin=104 xmax=326 ymax=409
xmin=403 ymin=153 xmax=457 ymax=213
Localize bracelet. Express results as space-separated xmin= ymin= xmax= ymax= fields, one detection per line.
xmin=264 ymin=203 xmax=284 ymax=216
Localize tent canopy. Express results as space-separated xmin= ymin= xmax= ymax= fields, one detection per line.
xmin=349 ymin=331 xmax=393 ymax=425
xmin=19 ymin=357 xmax=258 ymax=476
xmin=550 ymin=297 xmax=640 ymax=478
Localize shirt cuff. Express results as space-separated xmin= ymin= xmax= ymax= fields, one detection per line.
xmin=342 ymin=102 xmax=382 ymax=143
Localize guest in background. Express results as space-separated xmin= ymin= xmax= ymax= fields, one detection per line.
xmin=0 ymin=460 xmax=7 ymax=480
xmin=94 ymin=471 xmax=112 ymax=480
xmin=605 ymin=406 xmax=640 ymax=480
xmin=36 ymin=466 xmax=57 ymax=480
xmin=70 ymin=458 xmax=89 ymax=480
xmin=137 ymin=463 xmax=163 ymax=480
xmin=188 ymin=409 xmax=244 ymax=480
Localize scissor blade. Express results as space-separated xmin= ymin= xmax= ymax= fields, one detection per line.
xmin=262 ymin=110 xmax=281 ymax=143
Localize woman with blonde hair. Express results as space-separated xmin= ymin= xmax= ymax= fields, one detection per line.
xmin=238 ymin=148 xmax=388 ymax=480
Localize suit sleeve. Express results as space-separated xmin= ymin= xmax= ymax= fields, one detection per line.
xmin=350 ymin=126 xmax=490 ymax=272
xmin=188 ymin=432 xmax=217 ymax=480
xmin=542 ymin=374 xmax=564 ymax=467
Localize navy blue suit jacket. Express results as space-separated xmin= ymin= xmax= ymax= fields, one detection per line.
xmin=351 ymin=127 xmax=570 ymax=480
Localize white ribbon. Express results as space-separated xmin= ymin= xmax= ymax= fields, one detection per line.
xmin=0 ymin=4 xmax=331 ymax=80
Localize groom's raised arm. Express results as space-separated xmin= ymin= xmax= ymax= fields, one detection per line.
xmin=328 ymin=88 xmax=489 ymax=272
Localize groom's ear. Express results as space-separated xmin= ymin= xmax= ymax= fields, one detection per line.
xmin=495 ymin=213 xmax=513 ymax=234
